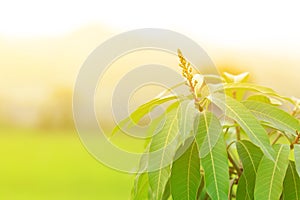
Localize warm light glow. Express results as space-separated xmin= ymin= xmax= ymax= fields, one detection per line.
xmin=1 ymin=0 xmax=300 ymax=47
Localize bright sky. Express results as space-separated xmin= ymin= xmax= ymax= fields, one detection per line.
xmin=1 ymin=0 xmax=300 ymax=48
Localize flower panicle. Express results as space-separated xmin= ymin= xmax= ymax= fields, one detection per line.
xmin=177 ymin=49 xmax=194 ymax=87
xmin=177 ymin=49 xmax=205 ymax=112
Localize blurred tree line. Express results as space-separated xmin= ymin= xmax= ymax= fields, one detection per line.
xmin=0 ymin=87 xmax=74 ymax=131
xmin=38 ymin=87 xmax=74 ymax=130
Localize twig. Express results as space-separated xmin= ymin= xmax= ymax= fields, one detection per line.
xmin=236 ymin=125 xmax=241 ymax=141
xmin=290 ymin=130 xmax=300 ymax=149
xmin=227 ymin=152 xmax=242 ymax=177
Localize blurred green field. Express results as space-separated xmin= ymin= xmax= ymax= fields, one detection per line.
xmin=0 ymin=127 xmax=134 ymax=200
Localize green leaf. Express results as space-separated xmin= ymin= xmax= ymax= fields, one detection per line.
xmin=111 ymin=95 xmax=178 ymax=136
xmin=170 ymin=140 xmax=201 ymax=200
xmin=247 ymin=94 xmax=282 ymax=105
xmin=247 ymin=94 xmax=271 ymax=103
xmin=295 ymin=145 xmax=300 ymax=177
xmin=148 ymin=102 xmax=180 ymax=200
xmin=194 ymin=112 xmax=223 ymax=158
xmin=142 ymin=114 xmax=167 ymax=148
xmin=208 ymin=93 xmax=275 ymax=160
xmin=243 ymin=100 xmax=300 ymax=137
xmin=213 ymin=83 xmax=293 ymax=103
xmin=131 ymin=173 xmax=150 ymax=200
xmin=254 ymin=144 xmax=289 ymax=200
xmin=202 ymin=137 xmax=229 ymax=200
xmin=236 ymin=140 xmax=264 ymax=199
xmin=236 ymin=174 xmax=251 ymax=200
xmin=178 ymin=100 xmax=197 ymax=145
xmin=130 ymin=96 xmax=178 ymax=123
xmin=198 ymin=112 xmax=229 ymax=200
xmin=282 ymin=161 xmax=300 ymax=200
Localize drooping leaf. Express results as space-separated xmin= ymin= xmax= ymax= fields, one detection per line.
xmin=295 ymin=145 xmax=300 ymax=177
xmin=254 ymin=144 xmax=289 ymax=200
xmin=243 ymin=100 xmax=300 ymax=137
xmin=111 ymin=95 xmax=178 ymax=136
xmin=208 ymin=93 xmax=275 ymax=160
xmin=131 ymin=172 xmax=150 ymax=200
xmin=282 ymin=161 xmax=300 ymax=200
xmin=148 ymin=102 xmax=180 ymax=200
xmin=170 ymin=140 xmax=201 ymax=200
xmin=236 ymin=140 xmax=263 ymax=199
xmin=194 ymin=111 xmax=223 ymax=158
xmin=197 ymin=112 xmax=229 ymax=200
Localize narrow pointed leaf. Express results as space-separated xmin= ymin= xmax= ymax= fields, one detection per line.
xmin=295 ymin=145 xmax=300 ymax=177
xmin=243 ymin=100 xmax=300 ymax=137
xmin=282 ymin=161 xmax=300 ymax=200
xmin=197 ymin=112 xmax=229 ymax=200
xmin=112 ymin=95 xmax=178 ymax=135
xmin=254 ymin=144 xmax=289 ymax=200
xmin=148 ymin=102 xmax=180 ymax=200
xmin=202 ymin=136 xmax=229 ymax=200
xmin=208 ymin=93 xmax=275 ymax=160
xmin=170 ymin=140 xmax=201 ymax=200
xmin=194 ymin=112 xmax=222 ymax=158
xmin=236 ymin=140 xmax=263 ymax=199
xmin=130 ymin=96 xmax=178 ymax=123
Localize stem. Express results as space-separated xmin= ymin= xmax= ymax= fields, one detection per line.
xmin=227 ymin=152 xmax=242 ymax=177
xmin=236 ymin=125 xmax=241 ymax=141
xmin=229 ymin=167 xmax=238 ymax=176
xmin=290 ymin=130 xmax=300 ymax=149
